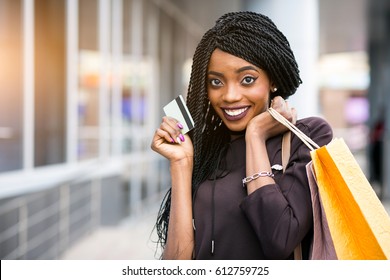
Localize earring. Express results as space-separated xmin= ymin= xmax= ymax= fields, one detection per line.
xmin=273 ymin=87 xmax=278 ymax=92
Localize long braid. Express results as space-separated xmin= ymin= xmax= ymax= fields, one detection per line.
xmin=155 ymin=11 xmax=302 ymax=255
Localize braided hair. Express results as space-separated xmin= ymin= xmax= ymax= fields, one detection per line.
xmin=155 ymin=11 xmax=302 ymax=254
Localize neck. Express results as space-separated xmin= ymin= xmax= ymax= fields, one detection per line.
xmin=230 ymin=129 xmax=246 ymax=140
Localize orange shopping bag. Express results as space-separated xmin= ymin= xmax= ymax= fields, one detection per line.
xmin=269 ymin=108 xmax=390 ymax=260
xmin=311 ymin=138 xmax=390 ymax=259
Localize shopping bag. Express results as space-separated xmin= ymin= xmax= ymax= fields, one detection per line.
xmin=311 ymin=138 xmax=390 ymax=259
xmin=282 ymin=132 xmax=337 ymax=260
xmin=269 ymin=107 xmax=390 ymax=260
xmin=306 ymin=162 xmax=338 ymax=259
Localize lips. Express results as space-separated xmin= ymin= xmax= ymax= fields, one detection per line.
xmin=222 ymin=106 xmax=250 ymax=121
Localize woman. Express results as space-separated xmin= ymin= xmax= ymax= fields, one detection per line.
xmin=151 ymin=11 xmax=333 ymax=260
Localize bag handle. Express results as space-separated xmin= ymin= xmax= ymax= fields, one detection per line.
xmin=281 ymin=132 xmax=291 ymax=173
xmin=268 ymin=107 xmax=320 ymax=151
xmin=281 ymin=130 xmax=303 ymax=260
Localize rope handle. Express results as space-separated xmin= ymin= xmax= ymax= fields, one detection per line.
xmin=281 ymin=130 xmax=303 ymax=259
xmin=268 ymin=107 xmax=320 ymax=151
xmin=277 ymin=111 xmax=306 ymax=260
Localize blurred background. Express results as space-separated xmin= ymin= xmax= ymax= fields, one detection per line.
xmin=0 ymin=0 xmax=389 ymax=260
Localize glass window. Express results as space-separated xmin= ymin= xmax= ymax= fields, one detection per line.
xmin=122 ymin=0 xmax=136 ymax=153
xmin=122 ymin=0 xmax=158 ymax=153
xmin=34 ymin=0 xmax=66 ymax=167
xmin=0 ymin=0 xmax=23 ymax=172
xmin=78 ymin=0 xmax=99 ymax=160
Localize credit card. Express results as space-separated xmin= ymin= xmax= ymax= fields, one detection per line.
xmin=163 ymin=95 xmax=195 ymax=134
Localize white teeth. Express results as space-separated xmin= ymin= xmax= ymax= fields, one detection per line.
xmin=224 ymin=107 xmax=248 ymax=116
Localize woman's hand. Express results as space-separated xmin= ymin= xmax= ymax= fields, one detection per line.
xmin=151 ymin=116 xmax=194 ymax=164
xmin=246 ymin=96 xmax=297 ymax=142
xmin=152 ymin=116 xmax=195 ymax=259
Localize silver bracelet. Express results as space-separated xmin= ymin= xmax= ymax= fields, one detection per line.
xmin=242 ymin=171 xmax=274 ymax=187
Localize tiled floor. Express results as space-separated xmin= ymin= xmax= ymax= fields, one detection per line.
xmin=60 ymin=198 xmax=390 ymax=260
xmin=60 ymin=205 xmax=161 ymax=260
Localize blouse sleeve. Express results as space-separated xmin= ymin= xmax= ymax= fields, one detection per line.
xmin=240 ymin=117 xmax=333 ymax=259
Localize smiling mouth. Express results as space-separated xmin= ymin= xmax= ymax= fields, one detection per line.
xmin=222 ymin=106 xmax=250 ymax=121
xmin=223 ymin=107 xmax=249 ymax=116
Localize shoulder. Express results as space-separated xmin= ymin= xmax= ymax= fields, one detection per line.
xmin=296 ymin=116 xmax=333 ymax=146
xmin=297 ymin=116 xmax=332 ymax=133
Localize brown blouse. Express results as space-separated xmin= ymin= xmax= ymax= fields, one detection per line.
xmin=193 ymin=117 xmax=333 ymax=259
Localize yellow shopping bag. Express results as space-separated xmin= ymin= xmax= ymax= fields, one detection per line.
xmin=269 ymin=108 xmax=390 ymax=260
xmin=311 ymin=138 xmax=390 ymax=260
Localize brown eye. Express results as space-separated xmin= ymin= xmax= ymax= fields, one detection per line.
xmin=210 ymin=79 xmax=223 ymax=87
xmin=242 ymin=76 xmax=257 ymax=85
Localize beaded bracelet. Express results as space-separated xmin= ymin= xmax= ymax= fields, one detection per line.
xmin=242 ymin=171 xmax=274 ymax=187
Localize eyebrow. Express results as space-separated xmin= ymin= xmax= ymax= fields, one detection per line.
xmin=207 ymin=70 xmax=223 ymax=77
xmin=208 ymin=66 xmax=259 ymax=77
xmin=236 ymin=66 xmax=259 ymax=73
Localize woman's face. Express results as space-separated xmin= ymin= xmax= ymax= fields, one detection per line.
xmin=207 ymin=48 xmax=274 ymax=132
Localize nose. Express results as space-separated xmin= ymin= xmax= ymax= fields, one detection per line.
xmin=222 ymin=84 xmax=242 ymax=103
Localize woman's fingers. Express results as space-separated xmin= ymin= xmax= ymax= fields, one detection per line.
xmin=271 ymin=97 xmax=296 ymax=124
xmin=158 ymin=116 xmax=186 ymax=144
xmin=290 ymin=107 xmax=297 ymax=124
xmin=270 ymin=96 xmax=285 ymax=111
xmin=151 ymin=116 xmax=194 ymax=162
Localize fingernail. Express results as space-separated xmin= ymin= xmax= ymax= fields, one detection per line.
xmin=170 ymin=137 xmax=175 ymax=143
xmin=177 ymin=123 xmax=184 ymax=129
xmin=179 ymin=134 xmax=185 ymax=142
xmin=176 ymin=136 xmax=182 ymax=144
